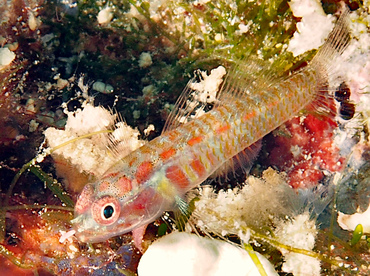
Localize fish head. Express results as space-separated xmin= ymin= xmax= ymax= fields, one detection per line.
xmin=71 ymin=176 xmax=166 ymax=243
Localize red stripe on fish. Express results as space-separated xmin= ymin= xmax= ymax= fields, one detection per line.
xmin=98 ymin=181 xmax=111 ymax=192
xmin=116 ymin=176 xmax=132 ymax=197
xmin=190 ymin=158 xmax=206 ymax=177
xmin=160 ymin=148 xmax=176 ymax=160
xmin=207 ymin=151 xmax=218 ymax=166
xmin=243 ymin=110 xmax=257 ymax=121
xmin=216 ymin=124 xmax=230 ymax=134
xmin=135 ymin=161 xmax=153 ymax=183
xmin=165 ymin=165 xmax=190 ymax=189
xmin=267 ymin=100 xmax=280 ymax=109
xmin=187 ymin=135 xmax=204 ymax=146
xmin=168 ymin=130 xmax=180 ymax=141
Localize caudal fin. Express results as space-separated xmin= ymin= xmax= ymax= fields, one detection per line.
xmin=310 ymin=7 xmax=351 ymax=74
xmin=306 ymin=7 xmax=351 ymax=117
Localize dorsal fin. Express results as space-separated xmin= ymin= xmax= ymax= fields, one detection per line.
xmin=162 ymin=57 xmax=284 ymax=134
xmin=162 ymin=78 xmax=202 ymax=133
xmin=217 ymin=57 xmax=281 ymax=103
xmin=103 ymin=109 xmax=146 ymax=161
xmin=162 ymin=66 xmax=226 ymax=133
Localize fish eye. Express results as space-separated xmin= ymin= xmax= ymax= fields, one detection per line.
xmin=103 ymin=204 xmax=114 ymax=219
xmin=92 ymin=196 xmax=121 ymax=225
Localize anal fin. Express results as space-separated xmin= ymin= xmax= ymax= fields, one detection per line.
xmin=210 ymin=140 xmax=262 ymax=181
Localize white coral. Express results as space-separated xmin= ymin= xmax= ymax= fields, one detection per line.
xmin=193 ymin=168 xmax=295 ymax=243
xmin=274 ymin=212 xmax=320 ymax=276
xmin=287 ymin=0 xmax=334 ymax=56
xmin=44 ymin=103 xmax=145 ymax=179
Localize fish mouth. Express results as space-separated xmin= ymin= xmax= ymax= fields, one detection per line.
xmin=74 ymin=225 xmax=132 ymax=243
xmin=74 ymin=230 xmax=115 ymax=243
xmin=72 ymin=215 xmax=145 ymax=243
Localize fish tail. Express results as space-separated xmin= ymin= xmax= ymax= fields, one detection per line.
xmin=305 ymin=7 xmax=350 ymax=116
xmin=310 ymin=8 xmax=350 ymax=73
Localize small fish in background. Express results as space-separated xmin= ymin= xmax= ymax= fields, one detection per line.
xmin=71 ymin=9 xmax=350 ymax=250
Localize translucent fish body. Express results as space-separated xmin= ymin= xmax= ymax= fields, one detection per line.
xmin=72 ymin=12 xmax=350 ymax=243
